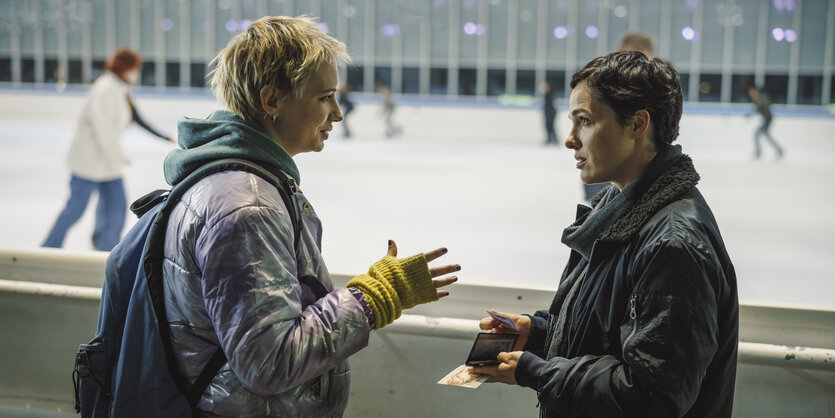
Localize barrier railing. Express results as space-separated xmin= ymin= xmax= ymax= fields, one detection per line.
xmin=1 ymin=277 xmax=833 ymax=372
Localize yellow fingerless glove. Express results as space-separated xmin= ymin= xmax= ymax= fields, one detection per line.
xmin=346 ymin=253 xmax=438 ymax=330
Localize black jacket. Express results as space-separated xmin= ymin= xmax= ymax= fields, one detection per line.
xmin=516 ymin=156 xmax=738 ymax=418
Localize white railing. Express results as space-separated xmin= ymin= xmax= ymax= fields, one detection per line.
xmin=1 ymin=277 xmax=834 ymax=372
xmin=2 ymin=248 xmax=835 ymax=418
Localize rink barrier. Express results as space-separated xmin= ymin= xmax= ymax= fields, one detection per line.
xmin=0 ymin=276 xmax=833 ymax=372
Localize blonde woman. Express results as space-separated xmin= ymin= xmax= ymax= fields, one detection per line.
xmin=160 ymin=16 xmax=458 ymax=416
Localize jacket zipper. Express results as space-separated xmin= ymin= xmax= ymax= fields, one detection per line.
xmin=564 ymin=260 xmax=592 ymax=355
xmin=624 ymin=294 xmax=638 ymax=345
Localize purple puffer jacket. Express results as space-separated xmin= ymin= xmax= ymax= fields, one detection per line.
xmin=162 ymin=169 xmax=371 ymax=417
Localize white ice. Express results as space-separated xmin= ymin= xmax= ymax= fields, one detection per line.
xmin=1 ymin=90 xmax=833 ymax=307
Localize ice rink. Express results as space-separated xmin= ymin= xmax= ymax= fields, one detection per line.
xmin=1 ymin=88 xmax=833 ymax=308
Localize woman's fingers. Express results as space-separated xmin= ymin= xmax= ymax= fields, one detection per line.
xmin=387 ymin=240 xmax=398 ymax=257
xmin=432 ymin=275 xmax=458 ymax=289
xmin=429 ymin=264 xmax=461 ymax=278
xmin=424 ymin=246 xmax=448 ymax=262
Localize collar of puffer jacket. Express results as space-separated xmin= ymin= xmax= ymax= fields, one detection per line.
xmin=592 ymin=149 xmax=700 ymax=243
xmin=164 ymin=110 xmax=300 ymax=186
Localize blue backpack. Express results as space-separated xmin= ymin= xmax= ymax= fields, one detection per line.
xmin=72 ymin=158 xmax=312 ymax=417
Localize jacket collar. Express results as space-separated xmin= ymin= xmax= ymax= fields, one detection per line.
xmin=592 ymin=153 xmax=700 ymax=243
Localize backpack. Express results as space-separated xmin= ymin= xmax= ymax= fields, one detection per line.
xmin=72 ymin=158 xmax=318 ymax=417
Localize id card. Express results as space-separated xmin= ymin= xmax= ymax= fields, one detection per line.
xmin=487 ymin=310 xmax=518 ymax=331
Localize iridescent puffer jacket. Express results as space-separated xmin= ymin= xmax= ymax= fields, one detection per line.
xmin=162 ymin=169 xmax=371 ymax=417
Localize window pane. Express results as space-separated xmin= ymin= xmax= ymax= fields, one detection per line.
xmin=765 ymin=4 xmax=794 ymax=69
xmin=0 ymin=58 xmax=10 ymax=82
xmin=733 ymin=1 xmax=759 ymax=69
xmin=516 ymin=69 xmax=535 ymax=96
xmin=487 ymin=68 xmax=505 ymax=96
xmin=190 ymin=62 xmax=205 ymax=88
xmin=731 ymin=74 xmax=755 ymax=103
xmin=140 ymin=62 xmax=155 ymax=86
xmin=546 ymin=1 xmax=570 ymax=67
xmin=764 ymin=74 xmax=789 ymax=104
xmin=699 ymin=73 xmax=722 ymax=102
xmin=402 ymin=67 xmax=419 ymax=94
xmin=347 ymin=65 xmax=364 ymax=92
xmin=430 ymin=1 xmax=450 ymax=63
xmin=166 ymin=62 xmax=179 ymax=87
xmin=517 ymin=0 xmax=537 ymax=65
xmin=545 ymin=71 xmax=566 ymax=98
xmin=375 ymin=1 xmax=394 ymax=59
xmin=430 ymin=67 xmax=447 ymax=95
xmin=799 ymin=0 xmax=828 ymax=68
xmin=459 ymin=67 xmax=476 ymax=95
xmin=459 ymin=0 xmax=480 ymax=64
xmin=487 ymin=0 xmax=507 ymax=63
xmin=668 ymin=2 xmax=694 ymax=68
xmin=797 ymin=75 xmax=822 ymax=105
xmin=575 ymin=1 xmax=599 ymax=66
xmin=345 ymin=0 xmax=365 ymax=58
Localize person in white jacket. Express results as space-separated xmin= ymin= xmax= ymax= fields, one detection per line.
xmin=43 ymin=48 xmax=173 ymax=251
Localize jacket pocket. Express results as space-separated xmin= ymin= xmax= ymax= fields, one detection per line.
xmin=325 ymin=367 xmax=351 ymax=412
xmin=73 ymin=337 xmax=112 ymax=418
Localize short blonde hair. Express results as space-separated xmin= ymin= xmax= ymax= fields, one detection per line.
xmin=209 ymin=16 xmax=351 ymax=121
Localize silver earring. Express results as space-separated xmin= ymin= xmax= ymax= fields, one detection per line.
xmin=272 ymin=114 xmax=277 ymax=123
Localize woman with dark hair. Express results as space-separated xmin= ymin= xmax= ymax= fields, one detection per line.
xmin=472 ymin=51 xmax=738 ymax=418
xmin=43 ymin=48 xmax=172 ymax=251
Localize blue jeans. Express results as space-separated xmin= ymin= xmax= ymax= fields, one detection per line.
xmin=42 ymin=175 xmax=127 ymax=251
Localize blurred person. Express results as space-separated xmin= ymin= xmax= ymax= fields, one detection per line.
xmin=376 ymin=81 xmax=402 ymax=138
xmin=541 ymin=80 xmax=559 ymax=145
xmin=748 ymin=85 xmax=784 ymax=159
xmin=42 ymin=48 xmax=173 ymax=251
xmin=620 ymin=32 xmax=655 ymax=58
xmin=471 ymin=51 xmax=738 ymax=418
xmin=583 ymin=32 xmax=656 ymax=201
xmin=162 ymin=16 xmax=458 ymax=416
xmin=337 ymin=83 xmax=355 ymax=138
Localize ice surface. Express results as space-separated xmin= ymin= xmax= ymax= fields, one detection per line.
xmin=1 ymin=90 xmax=833 ymax=307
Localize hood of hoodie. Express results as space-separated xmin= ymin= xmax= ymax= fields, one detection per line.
xmin=164 ymin=110 xmax=300 ymax=186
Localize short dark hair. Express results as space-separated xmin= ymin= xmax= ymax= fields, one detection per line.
xmin=570 ymin=51 xmax=683 ymax=148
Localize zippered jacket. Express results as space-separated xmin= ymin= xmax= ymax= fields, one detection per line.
xmin=516 ymin=154 xmax=739 ymax=418
xmin=161 ymin=111 xmax=371 ymax=417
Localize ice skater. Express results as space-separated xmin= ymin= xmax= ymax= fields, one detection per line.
xmin=748 ymin=85 xmax=784 ymax=159
xmin=376 ymin=82 xmax=402 ymax=138
xmin=42 ymin=48 xmax=173 ymax=251
xmin=337 ymin=83 xmax=355 ymax=138
xmin=541 ymin=81 xmax=559 ymax=145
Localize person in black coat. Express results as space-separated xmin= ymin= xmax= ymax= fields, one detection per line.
xmin=471 ymin=51 xmax=739 ymax=418
xmin=541 ymin=81 xmax=558 ymax=145
xmin=338 ymin=83 xmax=355 ymax=138
xmin=748 ymin=85 xmax=784 ymax=159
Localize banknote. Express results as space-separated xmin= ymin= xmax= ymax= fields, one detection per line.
xmin=437 ymin=365 xmax=489 ymax=389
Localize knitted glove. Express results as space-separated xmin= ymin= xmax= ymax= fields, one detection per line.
xmin=346 ymin=253 xmax=438 ymax=330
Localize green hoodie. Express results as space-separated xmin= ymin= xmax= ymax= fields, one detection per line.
xmin=164 ymin=110 xmax=300 ymax=186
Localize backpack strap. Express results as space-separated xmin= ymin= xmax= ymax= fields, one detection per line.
xmin=141 ymin=158 xmax=303 ymax=411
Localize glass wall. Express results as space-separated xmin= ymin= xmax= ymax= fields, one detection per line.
xmin=0 ymin=0 xmax=832 ymax=105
